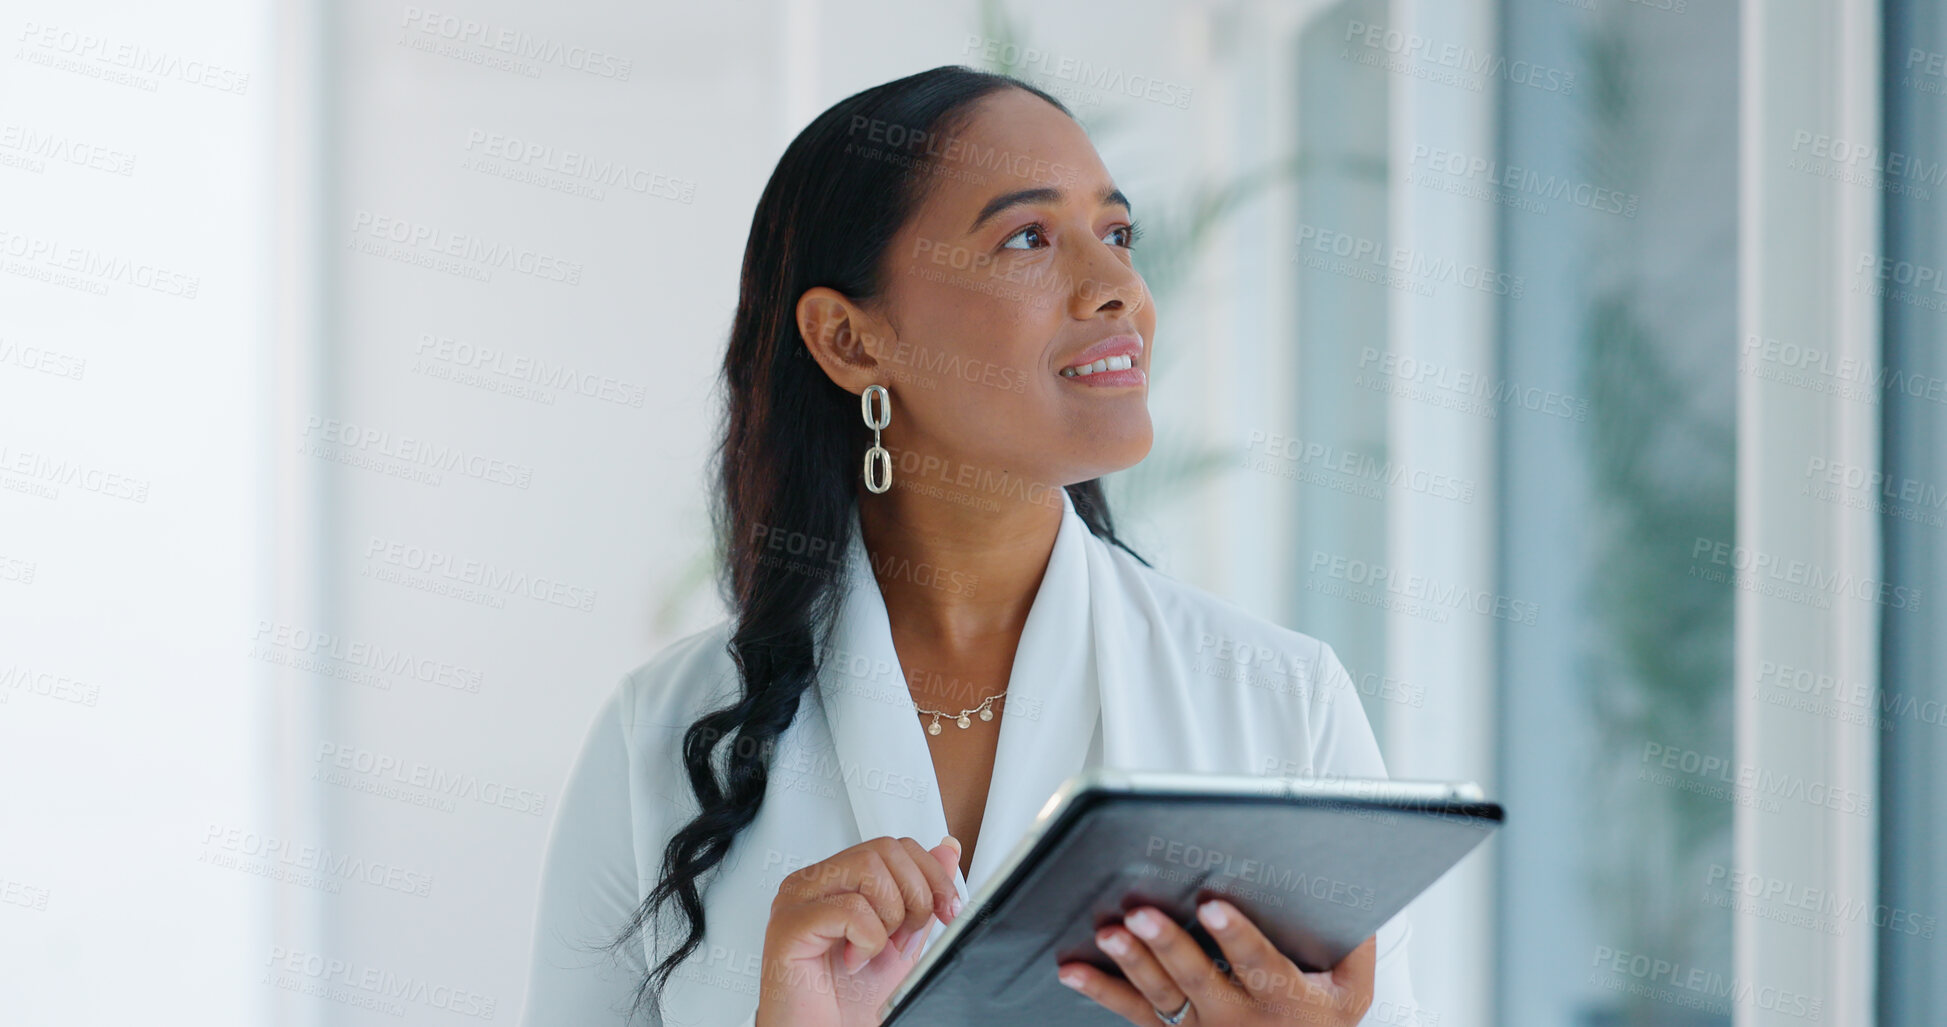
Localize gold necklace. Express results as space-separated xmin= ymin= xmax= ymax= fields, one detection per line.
xmin=914 ymin=692 xmax=1006 ymax=734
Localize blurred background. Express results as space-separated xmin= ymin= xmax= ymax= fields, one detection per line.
xmin=2 ymin=0 xmax=1941 ymax=1024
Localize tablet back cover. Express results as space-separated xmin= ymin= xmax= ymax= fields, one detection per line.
xmin=882 ymin=791 xmax=1500 ymax=1026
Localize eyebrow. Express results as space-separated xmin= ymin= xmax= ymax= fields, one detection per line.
xmin=967 ymin=185 xmax=1131 ymax=234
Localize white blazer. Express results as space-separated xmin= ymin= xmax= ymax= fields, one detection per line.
xmin=519 ymin=487 xmax=1418 ymax=1027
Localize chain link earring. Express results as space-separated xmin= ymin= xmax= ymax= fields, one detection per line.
xmin=861 ymin=384 xmax=892 ymax=494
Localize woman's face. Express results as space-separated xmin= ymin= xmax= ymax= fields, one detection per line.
xmin=801 ymin=88 xmax=1156 ymax=498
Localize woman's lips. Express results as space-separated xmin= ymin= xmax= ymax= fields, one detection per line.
xmin=1058 ymin=363 xmax=1147 ymax=388
xmin=1057 ymin=334 xmax=1146 ymax=387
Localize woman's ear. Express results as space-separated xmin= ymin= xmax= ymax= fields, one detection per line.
xmin=796 ymin=286 xmax=891 ymax=394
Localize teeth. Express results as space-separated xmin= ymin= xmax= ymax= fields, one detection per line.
xmin=1062 ymin=354 xmax=1135 ymax=378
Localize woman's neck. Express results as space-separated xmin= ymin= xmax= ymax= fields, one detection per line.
xmin=855 ymin=483 xmax=1063 ymax=650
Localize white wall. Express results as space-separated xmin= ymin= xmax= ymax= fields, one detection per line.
xmin=0 ymin=1 xmax=275 ymax=1023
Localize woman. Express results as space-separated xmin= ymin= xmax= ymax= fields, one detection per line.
xmin=519 ymin=65 xmax=1417 ymax=1027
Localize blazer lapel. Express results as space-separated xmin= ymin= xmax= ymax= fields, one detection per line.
xmin=963 ymin=488 xmax=1099 ymax=894
xmin=1087 ymin=513 xmax=1217 ymax=774
xmin=813 ymin=491 xmax=1105 ymax=905
xmin=815 ymin=515 xmax=955 ymax=869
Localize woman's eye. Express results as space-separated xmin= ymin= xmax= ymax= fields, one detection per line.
xmin=1001 ymin=224 xmax=1046 ymax=250
xmin=1001 ymin=220 xmax=1142 ymax=250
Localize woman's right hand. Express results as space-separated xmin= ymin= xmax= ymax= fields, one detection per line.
xmin=754 ymin=834 xmax=964 ymax=1027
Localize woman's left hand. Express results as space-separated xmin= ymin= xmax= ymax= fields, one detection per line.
xmin=1056 ymin=899 xmax=1375 ymax=1026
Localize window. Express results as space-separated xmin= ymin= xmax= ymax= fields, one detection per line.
xmin=1497 ymin=4 xmax=1739 ymax=1025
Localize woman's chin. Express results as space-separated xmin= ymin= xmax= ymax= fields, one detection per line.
xmin=1067 ymin=430 xmax=1155 ymax=483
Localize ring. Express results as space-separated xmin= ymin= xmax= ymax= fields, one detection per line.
xmin=1154 ymin=997 xmax=1192 ymax=1025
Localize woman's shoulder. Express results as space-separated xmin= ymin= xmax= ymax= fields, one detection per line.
xmin=609 ymin=619 xmax=741 ymax=744
xmin=1100 ymin=541 xmax=1346 ymax=687
xmin=1095 ymin=542 xmax=1382 ymax=777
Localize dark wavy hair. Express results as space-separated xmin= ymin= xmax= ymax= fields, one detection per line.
xmin=607 ymin=64 xmax=1148 ymax=1018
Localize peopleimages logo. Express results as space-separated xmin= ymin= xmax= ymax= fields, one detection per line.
xmin=773 ymin=746 xmax=928 ymax=803
xmin=0 ymin=663 xmax=101 ymax=706
xmin=1408 ymin=144 xmax=1638 ymax=217
xmin=1294 ymin=224 xmax=1525 ymax=298
xmin=461 ymin=129 xmax=692 ymax=202
xmin=1689 ymin=537 xmax=1922 ymax=610
xmin=252 ymin=620 xmax=483 ymax=693
xmin=960 ymin=37 xmax=1194 ymax=110
xmin=1194 ymin=633 xmax=1314 ymax=681
xmin=398 ymin=7 xmax=632 ymax=80
xmin=363 ymin=536 xmax=598 ymax=613
xmin=1144 ymin=835 xmax=1376 ymax=910
xmin=1308 ymin=550 xmax=1539 ymax=626
xmin=1741 ymin=332 xmax=1947 ymax=405
xmin=1805 ymin=456 xmax=1938 ymax=500
xmin=413 ymin=333 xmax=649 ymax=408
xmin=0 ymin=441 xmax=151 ymax=502
xmin=845 ymin=115 xmax=1083 ymax=187
xmin=1341 ymin=20 xmax=1576 ymax=95
xmin=1356 ymin=347 xmax=1589 ymax=420
xmin=0 ymin=226 xmax=200 ymax=298
xmin=301 ymin=416 xmax=533 ymax=489
xmin=314 ymin=742 xmax=546 ymax=816
xmin=1790 ymin=131 xmax=1947 ymax=189
xmin=348 ymin=210 xmax=583 ymax=285
xmin=1757 ymin=659 xmax=1947 ymax=729
xmin=0 ymin=555 xmax=35 ymax=585
xmin=1704 ymin=864 xmax=1937 ymax=939
xmin=14 ymin=21 xmax=251 ymax=94
xmin=264 ymin=946 xmax=497 ymax=1020
xmin=1589 ymin=946 xmax=1822 ymax=1021
xmin=1640 ymin=742 xmax=1873 ymax=816
xmin=1855 ymin=252 xmax=1947 ymax=294
xmin=0 ymin=124 xmax=137 ymax=176
xmin=1244 ymin=430 xmax=1477 ymax=503
xmin=201 ymin=824 xmax=434 ymax=897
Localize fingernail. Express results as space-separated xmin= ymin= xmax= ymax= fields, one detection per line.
xmin=843 ymin=944 xmax=865 ymax=974
xmin=1198 ymin=900 xmax=1229 ymax=930
xmin=949 ymin=896 xmax=963 ymax=919
xmin=1126 ymin=909 xmax=1161 ymax=940
xmin=1097 ymin=929 xmax=1129 ymax=956
xmin=1058 ymin=967 xmax=1086 ymax=990
xmin=941 ymin=834 xmax=962 ymax=854
xmin=902 ymin=927 xmax=926 ymax=960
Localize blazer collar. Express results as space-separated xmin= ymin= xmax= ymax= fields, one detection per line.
xmin=814 ymin=486 xmax=1100 ymax=900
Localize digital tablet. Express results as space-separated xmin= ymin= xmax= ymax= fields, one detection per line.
xmin=880 ymin=768 xmax=1503 ymax=1025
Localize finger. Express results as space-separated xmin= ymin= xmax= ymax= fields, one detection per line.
xmin=1093 ymin=924 xmax=1189 ymax=1020
xmin=851 ymin=840 xmax=927 ymax=945
xmin=777 ymin=851 xmax=873 ymax=906
xmin=1330 ymin=934 xmax=1377 ymax=989
xmin=774 ymin=890 xmax=886 ymax=973
xmin=1056 ymin=961 xmax=1169 ymax=1027
xmin=833 ymin=891 xmax=892 ymax=974
xmin=1321 ymin=935 xmax=1377 ymax=1022
xmin=870 ymin=837 xmax=949 ymax=950
xmin=894 ymin=835 xmax=962 ymax=928
xmin=1229 ymin=931 xmax=1377 ymax=1023
xmin=930 ymin=834 xmax=964 ymax=900
xmin=779 ymin=846 xmax=906 ymax=969
xmin=1196 ymin=898 xmax=1302 ymax=1000
xmin=1122 ymin=906 xmax=1239 ymax=1006
xmin=776 ymin=837 xmax=953 ymax=960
